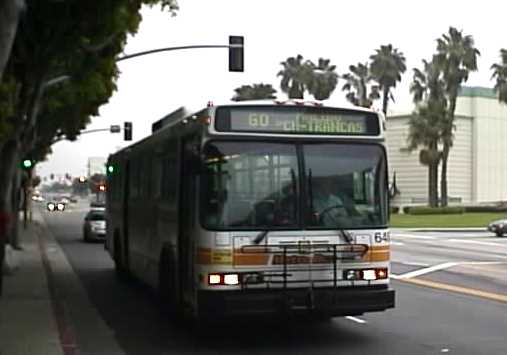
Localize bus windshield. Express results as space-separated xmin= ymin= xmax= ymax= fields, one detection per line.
xmin=201 ymin=141 xmax=387 ymax=230
xmin=201 ymin=141 xmax=299 ymax=229
xmin=304 ymin=144 xmax=387 ymax=229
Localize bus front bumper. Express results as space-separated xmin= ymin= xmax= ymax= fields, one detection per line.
xmin=197 ymin=285 xmax=394 ymax=318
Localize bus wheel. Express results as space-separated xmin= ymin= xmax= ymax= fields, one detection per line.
xmin=114 ymin=233 xmax=128 ymax=280
xmin=158 ymin=250 xmax=180 ymax=318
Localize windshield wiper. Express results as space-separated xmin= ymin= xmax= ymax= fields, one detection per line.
xmin=339 ymin=229 xmax=353 ymax=244
xmin=253 ymin=229 xmax=269 ymax=245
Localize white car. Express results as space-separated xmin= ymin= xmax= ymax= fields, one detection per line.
xmin=83 ymin=209 xmax=106 ymax=242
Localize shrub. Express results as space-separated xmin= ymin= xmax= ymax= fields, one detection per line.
xmin=390 ymin=206 xmax=399 ymax=214
xmin=464 ymin=206 xmax=507 ymax=213
xmin=406 ymin=206 xmax=465 ymax=215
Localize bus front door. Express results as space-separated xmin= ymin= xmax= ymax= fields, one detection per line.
xmin=179 ymin=136 xmax=199 ymax=309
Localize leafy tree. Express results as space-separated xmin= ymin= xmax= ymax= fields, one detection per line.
xmin=434 ymin=27 xmax=480 ymax=206
xmin=306 ymin=58 xmax=339 ymax=100
xmin=231 ymin=83 xmax=277 ymax=101
xmin=277 ymin=55 xmax=312 ymax=99
xmin=408 ymin=59 xmax=447 ymax=207
xmin=0 ymin=0 xmax=178 ymax=296
xmin=369 ymin=44 xmax=407 ymax=115
xmin=491 ymin=49 xmax=507 ymax=103
xmin=0 ymin=0 xmax=24 ymax=82
xmin=341 ymin=63 xmax=380 ymax=108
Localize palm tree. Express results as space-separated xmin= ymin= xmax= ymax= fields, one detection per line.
xmin=231 ymin=83 xmax=277 ymax=101
xmin=408 ymin=59 xmax=447 ymax=207
xmin=369 ymin=44 xmax=407 ymax=116
xmin=306 ymin=58 xmax=339 ymax=100
xmin=434 ymin=27 xmax=480 ymax=206
xmin=341 ymin=63 xmax=380 ymax=108
xmin=277 ymin=55 xmax=312 ymax=99
xmin=491 ymin=49 xmax=507 ymax=103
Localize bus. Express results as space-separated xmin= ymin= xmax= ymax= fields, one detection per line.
xmin=105 ymin=101 xmax=394 ymax=320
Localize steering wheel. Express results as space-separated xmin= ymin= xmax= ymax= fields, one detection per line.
xmin=317 ymin=204 xmax=347 ymax=224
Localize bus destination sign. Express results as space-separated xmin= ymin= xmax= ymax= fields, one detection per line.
xmin=215 ymin=107 xmax=380 ymax=135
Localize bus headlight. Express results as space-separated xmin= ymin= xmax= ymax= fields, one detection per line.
xmin=47 ymin=202 xmax=55 ymax=211
xmin=56 ymin=203 xmax=65 ymax=211
xmin=208 ymin=273 xmax=240 ymax=286
xmin=224 ymin=274 xmax=239 ymax=285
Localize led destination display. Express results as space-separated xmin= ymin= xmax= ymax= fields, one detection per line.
xmin=215 ymin=106 xmax=380 ymax=135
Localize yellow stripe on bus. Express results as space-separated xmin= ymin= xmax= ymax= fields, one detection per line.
xmin=197 ymin=245 xmax=391 ymax=265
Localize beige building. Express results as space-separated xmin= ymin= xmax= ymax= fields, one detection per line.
xmin=386 ymin=86 xmax=507 ymax=206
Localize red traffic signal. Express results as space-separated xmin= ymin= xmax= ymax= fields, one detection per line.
xmin=228 ymin=36 xmax=244 ymax=72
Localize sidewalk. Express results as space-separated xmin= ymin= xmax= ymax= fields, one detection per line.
xmin=0 ymin=210 xmax=125 ymax=355
xmin=0 ymin=217 xmax=64 ymax=355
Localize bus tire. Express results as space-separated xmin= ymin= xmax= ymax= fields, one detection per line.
xmin=114 ymin=232 xmax=128 ymax=280
xmin=158 ymin=249 xmax=180 ymax=318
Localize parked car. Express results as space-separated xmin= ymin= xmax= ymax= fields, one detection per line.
xmin=83 ymin=209 xmax=106 ymax=242
xmin=487 ymin=218 xmax=507 ymax=237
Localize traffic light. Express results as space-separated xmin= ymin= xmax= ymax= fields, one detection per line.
xmin=228 ymin=36 xmax=244 ymax=72
xmin=98 ymin=184 xmax=106 ymax=192
xmin=78 ymin=176 xmax=86 ymax=183
xmin=124 ymin=121 xmax=132 ymax=141
xmin=21 ymin=159 xmax=34 ymax=170
xmin=106 ymin=164 xmax=115 ymax=175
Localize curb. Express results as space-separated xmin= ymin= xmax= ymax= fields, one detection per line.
xmin=34 ymin=209 xmax=126 ymax=355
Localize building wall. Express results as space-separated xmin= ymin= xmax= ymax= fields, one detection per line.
xmin=456 ymin=96 xmax=507 ymax=202
xmin=87 ymin=157 xmax=106 ymax=177
xmin=386 ymin=115 xmax=472 ymax=206
xmin=385 ymin=116 xmax=428 ymax=206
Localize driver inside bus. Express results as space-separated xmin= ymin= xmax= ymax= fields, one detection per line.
xmin=311 ymin=177 xmax=358 ymax=226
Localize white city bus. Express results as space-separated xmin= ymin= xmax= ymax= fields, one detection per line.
xmin=105 ymin=101 xmax=394 ymax=319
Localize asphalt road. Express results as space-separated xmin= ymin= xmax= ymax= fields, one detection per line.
xmin=40 ymin=201 xmax=507 ymax=355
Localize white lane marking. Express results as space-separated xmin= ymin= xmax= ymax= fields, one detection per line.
xmin=345 ymin=316 xmax=366 ymax=324
xmin=391 ymin=241 xmax=405 ymax=246
xmin=399 ymin=261 xmax=430 ymax=267
xmin=448 ymin=239 xmax=505 ymax=247
xmin=393 ymin=262 xmax=458 ymax=279
xmin=460 ymin=261 xmax=507 ymax=266
xmin=392 ymin=234 xmax=436 ymax=240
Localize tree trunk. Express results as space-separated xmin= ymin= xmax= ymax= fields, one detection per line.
xmin=10 ymin=168 xmax=21 ymax=248
xmin=441 ymin=96 xmax=456 ymax=208
xmin=0 ymin=140 xmax=19 ymax=242
xmin=382 ymin=88 xmax=389 ymax=116
xmin=440 ymin=143 xmax=450 ymax=207
xmin=0 ymin=139 xmax=19 ymax=296
xmin=0 ymin=0 xmax=24 ymax=82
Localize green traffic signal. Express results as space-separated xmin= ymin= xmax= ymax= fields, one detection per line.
xmin=107 ymin=165 xmax=114 ymax=174
xmin=22 ymin=159 xmax=33 ymax=169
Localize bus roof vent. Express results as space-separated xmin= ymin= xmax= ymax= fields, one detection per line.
xmin=152 ymin=106 xmax=191 ymax=133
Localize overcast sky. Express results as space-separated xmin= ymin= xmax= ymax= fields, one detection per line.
xmin=37 ymin=0 xmax=507 ymax=179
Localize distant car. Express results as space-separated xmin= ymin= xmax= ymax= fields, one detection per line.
xmin=47 ymin=201 xmax=65 ymax=212
xmin=83 ymin=209 xmax=106 ymax=242
xmin=32 ymin=195 xmax=44 ymax=202
xmin=487 ymin=218 xmax=507 ymax=237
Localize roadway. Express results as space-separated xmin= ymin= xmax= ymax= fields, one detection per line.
xmin=39 ymin=199 xmax=507 ymax=355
